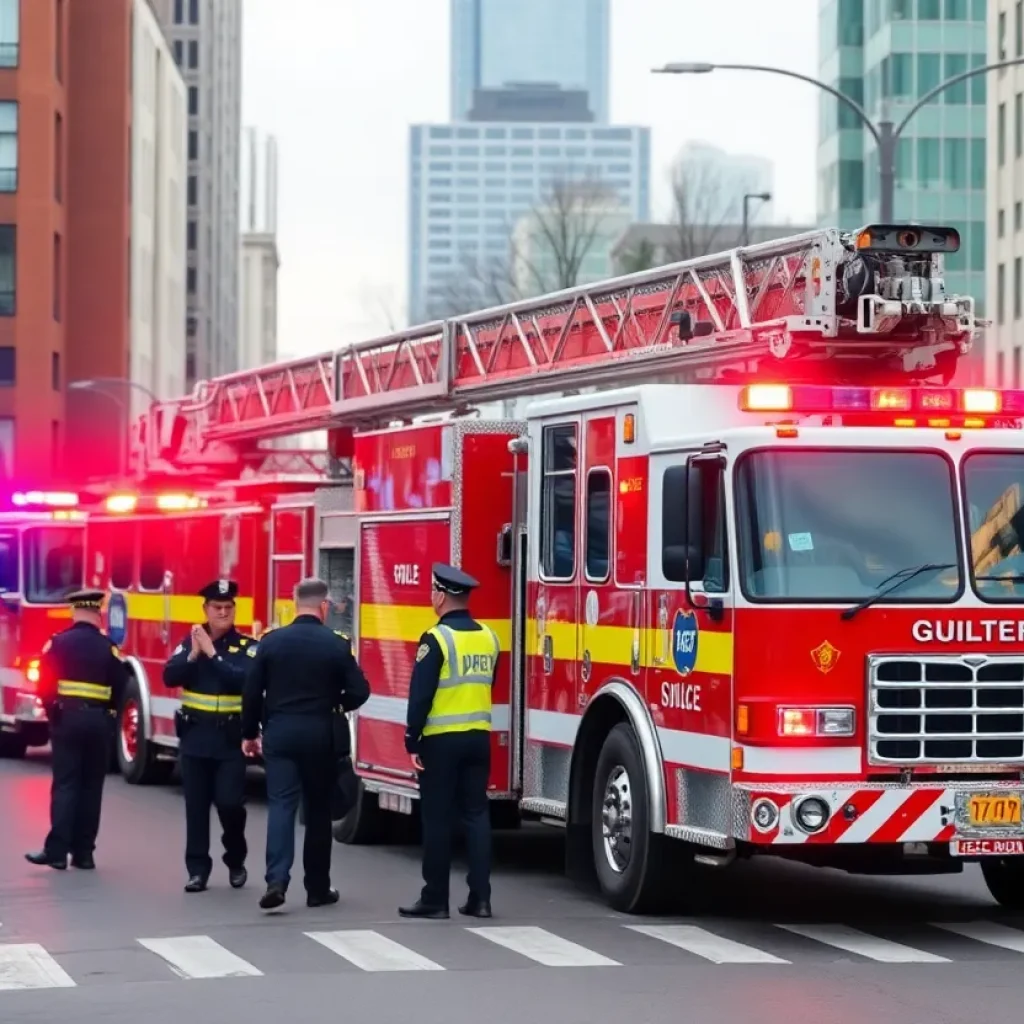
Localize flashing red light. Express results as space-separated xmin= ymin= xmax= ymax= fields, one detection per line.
xmin=739 ymin=385 xmax=1024 ymax=424
xmin=11 ymin=490 xmax=79 ymax=508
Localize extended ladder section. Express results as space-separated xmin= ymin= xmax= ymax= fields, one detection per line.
xmin=135 ymin=224 xmax=975 ymax=475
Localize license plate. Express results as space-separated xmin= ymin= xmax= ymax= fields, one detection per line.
xmin=966 ymin=793 xmax=1022 ymax=827
xmin=951 ymin=838 xmax=1024 ymax=857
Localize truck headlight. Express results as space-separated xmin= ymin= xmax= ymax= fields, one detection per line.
xmin=792 ymin=795 xmax=830 ymax=834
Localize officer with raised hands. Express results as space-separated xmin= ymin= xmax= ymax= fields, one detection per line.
xmin=163 ymin=579 xmax=253 ymax=893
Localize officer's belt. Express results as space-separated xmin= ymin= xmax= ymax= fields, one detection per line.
xmin=180 ymin=690 xmax=243 ymax=714
xmin=57 ymin=680 xmax=112 ymax=702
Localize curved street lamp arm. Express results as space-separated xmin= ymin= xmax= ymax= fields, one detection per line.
xmin=707 ymin=63 xmax=883 ymax=147
xmin=894 ymin=57 xmax=1024 ymax=137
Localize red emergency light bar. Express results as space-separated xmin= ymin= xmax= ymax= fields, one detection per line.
xmin=740 ymin=385 xmax=1019 ymax=420
xmin=10 ymin=490 xmax=79 ymax=508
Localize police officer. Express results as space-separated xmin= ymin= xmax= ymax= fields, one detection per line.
xmin=243 ymin=577 xmax=371 ymax=911
xmin=399 ymin=563 xmax=498 ymax=920
xmin=26 ymin=588 xmax=130 ymax=870
xmin=163 ymin=579 xmax=252 ymax=893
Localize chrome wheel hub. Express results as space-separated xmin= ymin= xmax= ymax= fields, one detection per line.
xmin=600 ymin=764 xmax=633 ymax=874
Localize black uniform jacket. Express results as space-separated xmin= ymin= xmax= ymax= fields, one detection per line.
xmin=404 ymin=609 xmax=500 ymax=754
xmin=39 ymin=621 xmax=130 ymax=718
xmin=242 ymin=615 xmax=371 ymax=743
xmin=163 ymin=626 xmax=253 ymax=758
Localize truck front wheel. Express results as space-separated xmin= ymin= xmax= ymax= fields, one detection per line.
xmin=981 ymin=856 xmax=1024 ymax=909
xmin=590 ymin=722 xmax=669 ymax=914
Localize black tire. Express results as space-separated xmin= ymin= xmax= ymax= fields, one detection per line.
xmin=981 ymin=857 xmax=1024 ymax=909
xmin=591 ymin=722 xmax=669 ymax=914
xmin=0 ymin=731 xmax=27 ymax=759
xmin=117 ymin=678 xmax=173 ymax=785
xmin=333 ymin=781 xmax=386 ymax=845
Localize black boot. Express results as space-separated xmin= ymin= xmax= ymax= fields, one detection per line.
xmin=259 ymin=883 xmax=286 ymax=910
xmin=307 ymin=887 xmax=339 ymax=908
xmin=184 ymin=875 xmax=208 ymax=893
xmin=458 ymin=897 xmax=492 ymax=918
xmin=25 ymin=850 xmax=66 ymax=870
xmin=71 ymin=854 xmax=96 ymax=870
xmin=398 ymin=899 xmax=449 ymax=920
xmin=228 ymin=866 xmax=248 ymax=889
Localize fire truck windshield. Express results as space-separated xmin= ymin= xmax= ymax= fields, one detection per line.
xmin=963 ymin=452 xmax=1024 ymax=601
xmin=735 ymin=449 xmax=960 ymax=602
xmin=21 ymin=526 xmax=84 ymax=604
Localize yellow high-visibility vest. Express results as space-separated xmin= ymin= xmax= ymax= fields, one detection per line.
xmin=421 ymin=622 xmax=499 ymax=737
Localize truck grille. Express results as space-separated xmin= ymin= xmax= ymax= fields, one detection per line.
xmin=868 ymin=655 xmax=1024 ymax=765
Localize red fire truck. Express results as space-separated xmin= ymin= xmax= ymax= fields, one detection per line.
xmin=11 ymin=223 xmax=1024 ymax=914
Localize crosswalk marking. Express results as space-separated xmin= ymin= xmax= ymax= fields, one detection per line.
xmin=137 ymin=936 xmax=264 ymax=979
xmin=305 ymin=930 xmax=445 ymax=972
xmin=777 ymin=923 xmax=950 ymax=963
xmin=627 ymin=924 xmax=791 ymax=964
xmin=933 ymin=920 xmax=1024 ymax=954
xmin=0 ymin=943 xmax=76 ymax=991
xmin=468 ymin=926 xmax=621 ymax=967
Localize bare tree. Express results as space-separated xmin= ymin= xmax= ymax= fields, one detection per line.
xmin=429 ymin=176 xmax=624 ymax=318
xmin=664 ymin=155 xmax=740 ymax=262
xmin=358 ymin=283 xmax=404 ymax=332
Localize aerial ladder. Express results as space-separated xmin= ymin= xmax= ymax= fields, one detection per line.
xmin=131 ymin=224 xmax=976 ymax=481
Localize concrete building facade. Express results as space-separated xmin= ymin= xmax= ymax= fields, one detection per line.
xmin=128 ymin=0 xmax=187 ymax=421
xmin=238 ymin=128 xmax=279 ymax=371
xmin=816 ymin=0 xmax=987 ymax=303
xmin=153 ymin=0 xmax=243 ymax=387
xmin=985 ymin=0 xmax=1024 ymax=387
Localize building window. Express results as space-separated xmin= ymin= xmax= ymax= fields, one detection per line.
xmin=1000 ymin=209 xmax=1007 ymax=238
xmin=188 ymin=0 xmax=199 ymax=25
xmin=998 ymin=263 xmax=1006 ymax=325
xmin=1017 ymin=94 xmax=1023 ymax=159
xmin=188 ymin=40 xmax=198 ymax=68
xmin=188 ymin=129 xmax=197 ymax=160
xmin=51 ymin=352 xmax=59 ymax=390
xmin=1016 ymin=202 xmax=1022 ymax=232
xmin=187 ymin=175 xmax=197 ymax=205
xmin=918 ymin=0 xmax=940 ymax=17
xmin=54 ymin=0 xmax=63 ymax=80
xmin=0 ymin=0 xmax=18 ymax=68
xmin=187 ymin=220 xmax=196 ymax=249
xmin=998 ymin=351 xmax=1006 ymax=387
xmin=0 ymin=225 xmax=14 ymax=316
xmin=1016 ymin=259 xmax=1023 ymax=321
xmin=174 ymin=0 xmax=184 ymax=23
xmin=188 ymin=86 xmax=198 ymax=116
xmin=0 ymin=347 xmax=13 ymax=385
xmin=942 ymin=53 xmax=968 ymax=104
xmin=944 ymin=138 xmax=967 ymax=189
xmin=52 ymin=232 xmax=61 ymax=321
xmin=999 ymin=102 xmax=1007 ymax=166
xmin=53 ymin=112 xmax=62 ymax=201
xmin=186 ymin=266 xmax=196 ymax=294
xmin=1001 ymin=11 xmax=1009 ymax=60
xmin=1016 ymin=348 xmax=1023 ymax=389
xmin=1019 ymin=1 xmax=1023 ymax=57
xmin=0 ymin=102 xmax=16 ymax=192
xmin=944 ymin=0 xmax=967 ymax=16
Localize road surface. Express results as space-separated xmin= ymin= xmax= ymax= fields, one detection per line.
xmin=2 ymin=750 xmax=1024 ymax=1023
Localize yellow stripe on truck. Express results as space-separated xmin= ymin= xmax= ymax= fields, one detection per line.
xmin=359 ymin=604 xmax=512 ymax=650
xmin=124 ymin=593 xmax=255 ymax=628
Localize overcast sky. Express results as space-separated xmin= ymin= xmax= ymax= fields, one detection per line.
xmin=241 ymin=0 xmax=818 ymax=357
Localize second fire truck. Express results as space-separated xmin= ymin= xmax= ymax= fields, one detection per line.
xmin=9 ymin=223 xmax=1024 ymax=915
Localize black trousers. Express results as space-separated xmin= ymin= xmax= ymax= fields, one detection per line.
xmin=180 ymin=753 xmax=248 ymax=878
xmin=263 ymin=715 xmax=334 ymax=894
xmin=44 ymin=707 xmax=112 ymax=860
xmin=418 ymin=730 xmax=491 ymax=907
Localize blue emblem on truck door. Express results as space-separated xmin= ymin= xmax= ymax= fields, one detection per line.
xmin=671 ymin=609 xmax=698 ymax=676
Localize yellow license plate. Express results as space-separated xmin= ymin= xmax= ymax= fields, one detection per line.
xmin=967 ymin=794 xmax=1023 ymax=827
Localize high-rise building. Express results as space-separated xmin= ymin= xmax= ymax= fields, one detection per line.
xmin=0 ymin=0 xmax=186 ymax=484
xmin=450 ymin=0 xmax=611 ymax=123
xmin=152 ymin=0 xmax=243 ymax=388
xmin=816 ymin=0 xmax=987 ymax=302
xmin=238 ymin=127 xmax=279 ymax=371
xmin=408 ymin=120 xmax=649 ymax=322
xmin=986 ymin=0 xmax=1024 ymax=387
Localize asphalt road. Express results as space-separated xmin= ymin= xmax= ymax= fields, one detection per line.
xmin=3 ymin=751 xmax=1024 ymax=1024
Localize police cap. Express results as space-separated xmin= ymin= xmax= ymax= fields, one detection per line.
xmin=66 ymin=588 xmax=105 ymax=610
xmin=199 ymin=579 xmax=238 ymax=603
xmin=431 ymin=563 xmax=479 ymax=596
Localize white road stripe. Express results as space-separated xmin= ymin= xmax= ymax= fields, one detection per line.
xmin=933 ymin=921 xmax=1024 ymax=953
xmin=305 ymin=930 xmax=444 ymax=972
xmin=0 ymin=943 xmax=76 ymax=990
xmin=137 ymin=936 xmax=263 ymax=979
xmin=468 ymin=926 xmax=620 ymax=967
xmin=777 ymin=924 xmax=949 ymax=963
xmin=627 ymin=924 xmax=790 ymax=964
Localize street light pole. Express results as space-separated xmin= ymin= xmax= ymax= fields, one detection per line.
xmin=654 ymin=59 xmax=1024 ymax=222
xmin=742 ymin=191 xmax=771 ymax=246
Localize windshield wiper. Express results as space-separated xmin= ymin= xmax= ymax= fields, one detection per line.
xmin=840 ymin=563 xmax=957 ymax=621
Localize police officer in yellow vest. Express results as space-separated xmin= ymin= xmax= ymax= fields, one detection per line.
xmin=399 ymin=563 xmax=499 ymax=920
